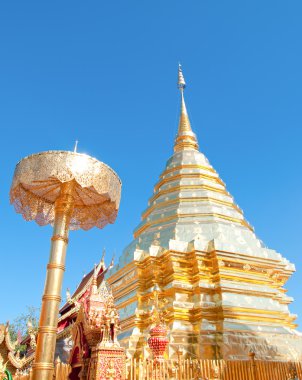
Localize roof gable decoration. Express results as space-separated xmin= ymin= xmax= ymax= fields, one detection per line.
xmin=0 ymin=324 xmax=26 ymax=372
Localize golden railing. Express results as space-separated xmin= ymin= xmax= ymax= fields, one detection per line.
xmin=14 ymin=362 xmax=71 ymax=380
xmin=126 ymin=358 xmax=302 ymax=380
xmin=12 ymin=359 xmax=302 ymax=379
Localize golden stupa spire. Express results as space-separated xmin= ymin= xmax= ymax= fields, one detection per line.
xmin=91 ymin=264 xmax=98 ymax=294
xmin=174 ymin=64 xmax=199 ymax=152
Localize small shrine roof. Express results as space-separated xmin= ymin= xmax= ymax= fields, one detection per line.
xmin=60 ymin=259 xmax=106 ymax=316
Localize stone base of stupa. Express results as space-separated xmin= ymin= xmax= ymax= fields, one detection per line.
xmin=117 ymin=324 xmax=302 ymax=362
xmin=198 ymin=331 xmax=302 ymax=361
xmin=218 ymin=331 xmax=302 ymax=361
xmin=167 ymin=322 xmax=302 ymax=361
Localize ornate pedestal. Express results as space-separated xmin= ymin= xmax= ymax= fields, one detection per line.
xmin=89 ymin=346 xmax=126 ymax=380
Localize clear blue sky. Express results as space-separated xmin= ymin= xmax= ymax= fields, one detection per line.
xmin=0 ymin=1 xmax=301 ymax=329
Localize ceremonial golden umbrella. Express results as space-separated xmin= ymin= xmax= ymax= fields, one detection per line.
xmin=10 ymin=150 xmax=121 ymax=380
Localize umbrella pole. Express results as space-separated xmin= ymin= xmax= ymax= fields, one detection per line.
xmin=32 ymin=181 xmax=75 ymax=380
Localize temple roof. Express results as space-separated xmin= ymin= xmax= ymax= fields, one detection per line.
xmin=60 ymin=257 xmax=106 ymax=316
xmin=0 ymin=323 xmax=27 ymax=373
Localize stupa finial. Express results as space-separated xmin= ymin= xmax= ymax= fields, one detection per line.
xmin=178 ymin=63 xmax=186 ymax=89
xmin=174 ymin=64 xmax=199 ymax=152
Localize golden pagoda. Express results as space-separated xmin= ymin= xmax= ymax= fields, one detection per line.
xmin=107 ymin=65 xmax=302 ymax=361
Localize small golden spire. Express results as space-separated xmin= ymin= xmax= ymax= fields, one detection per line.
xmin=100 ymin=247 xmax=106 ymax=269
xmin=66 ymin=288 xmax=72 ymax=303
xmin=91 ymin=264 xmax=98 ymax=293
xmin=108 ymin=252 xmax=115 ymax=269
xmin=174 ymin=64 xmax=199 ymax=152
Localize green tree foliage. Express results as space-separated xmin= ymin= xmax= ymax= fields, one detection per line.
xmin=8 ymin=306 xmax=39 ymax=353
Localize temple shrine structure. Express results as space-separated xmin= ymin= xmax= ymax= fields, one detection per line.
xmin=10 ymin=259 xmax=126 ymax=379
xmin=106 ymin=65 xmax=302 ymax=361
xmin=56 ymin=260 xmax=126 ymax=379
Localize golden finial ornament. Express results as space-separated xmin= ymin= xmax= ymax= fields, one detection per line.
xmin=100 ymin=247 xmax=106 ymax=269
xmin=174 ymin=64 xmax=199 ymax=152
xmin=66 ymin=288 xmax=72 ymax=304
xmin=92 ymin=263 xmax=98 ymax=291
xmin=108 ymin=253 xmax=115 ymax=269
xmin=177 ymin=63 xmax=186 ymax=89
xmin=149 ymin=284 xmax=168 ymax=325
